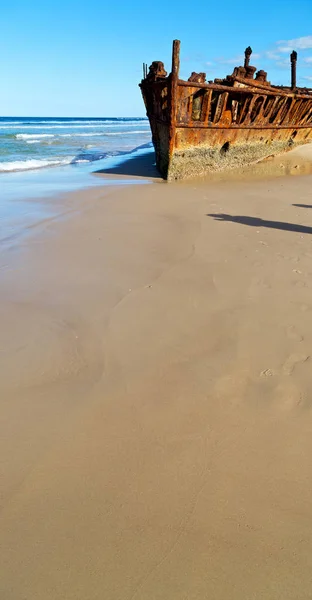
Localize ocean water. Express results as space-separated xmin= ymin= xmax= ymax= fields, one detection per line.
xmin=0 ymin=116 xmax=151 ymax=173
xmin=0 ymin=117 xmax=154 ymax=244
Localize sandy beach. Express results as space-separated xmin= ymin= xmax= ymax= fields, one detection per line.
xmin=2 ymin=151 xmax=312 ymax=598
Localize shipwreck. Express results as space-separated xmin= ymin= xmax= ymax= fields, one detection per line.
xmin=139 ymin=40 xmax=312 ymax=180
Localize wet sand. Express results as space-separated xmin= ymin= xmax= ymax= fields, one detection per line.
xmin=2 ymin=151 xmax=312 ymax=598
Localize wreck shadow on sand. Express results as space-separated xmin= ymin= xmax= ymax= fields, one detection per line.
xmin=93 ymin=150 xmax=161 ymax=180
xmin=207 ymin=213 xmax=312 ymax=235
xmin=293 ymin=204 xmax=312 ymax=209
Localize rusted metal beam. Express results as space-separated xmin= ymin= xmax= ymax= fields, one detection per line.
xmin=149 ymin=114 xmax=312 ymax=130
xmin=174 ymin=122 xmax=312 ymax=130
xmin=177 ymin=79 xmax=312 ymax=100
xmin=178 ymin=80 xmax=285 ymax=96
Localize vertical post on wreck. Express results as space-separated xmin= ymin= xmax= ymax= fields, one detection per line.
xmin=171 ymin=39 xmax=180 ymax=78
xmin=291 ymin=50 xmax=297 ymax=90
xmin=244 ymin=46 xmax=252 ymax=68
xmin=167 ymin=40 xmax=180 ymax=178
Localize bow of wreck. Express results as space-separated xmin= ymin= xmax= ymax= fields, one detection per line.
xmin=139 ymin=40 xmax=312 ymax=180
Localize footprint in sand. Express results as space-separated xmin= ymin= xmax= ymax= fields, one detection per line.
xmin=294 ymin=280 xmax=308 ymax=289
xmin=260 ymin=368 xmax=275 ymax=377
xmin=275 ymin=382 xmax=305 ymax=411
xmin=286 ymin=326 xmax=304 ymax=343
xmin=252 ymin=260 xmax=263 ymax=268
xmin=300 ymin=304 xmax=311 ymax=312
xmin=250 ymin=276 xmax=271 ymax=292
xmin=282 ymin=354 xmax=310 ymax=376
xmin=214 ymin=370 xmax=250 ymax=405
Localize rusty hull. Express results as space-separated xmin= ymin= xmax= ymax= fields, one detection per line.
xmin=140 ymin=40 xmax=312 ymax=180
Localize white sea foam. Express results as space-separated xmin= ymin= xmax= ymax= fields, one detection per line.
xmin=0 ymin=157 xmax=74 ymax=172
xmin=60 ymin=131 xmax=150 ymax=137
xmin=16 ymin=133 xmax=55 ymax=140
xmin=60 ymin=132 xmax=105 ymax=137
xmin=103 ymin=130 xmax=150 ymax=136
xmin=16 ymin=131 xmax=150 ymax=141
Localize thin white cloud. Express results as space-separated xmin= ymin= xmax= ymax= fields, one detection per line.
xmin=277 ymin=35 xmax=312 ymax=52
xmin=303 ymin=56 xmax=312 ymax=63
xmin=265 ymin=50 xmax=280 ymax=60
xmin=302 ymin=75 xmax=312 ymax=81
xmin=182 ymin=56 xmax=214 ymax=69
xmin=217 ymin=53 xmax=260 ymax=65
xmin=275 ymin=58 xmax=291 ymax=69
xmin=220 ymin=56 xmax=243 ymax=65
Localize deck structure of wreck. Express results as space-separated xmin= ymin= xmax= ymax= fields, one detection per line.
xmin=139 ymin=40 xmax=312 ymax=180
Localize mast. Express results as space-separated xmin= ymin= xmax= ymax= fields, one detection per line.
xmin=168 ymin=40 xmax=180 ymax=174
xmin=171 ymin=39 xmax=180 ymax=78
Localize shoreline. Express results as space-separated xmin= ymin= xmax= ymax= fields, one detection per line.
xmin=2 ymin=148 xmax=312 ymax=597
xmin=0 ymin=144 xmax=156 ymax=204
xmin=2 ymin=140 xmax=312 ymax=249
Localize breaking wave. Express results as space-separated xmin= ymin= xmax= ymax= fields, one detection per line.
xmin=0 ymin=141 xmax=153 ymax=173
xmin=102 ymin=130 xmax=150 ymax=136
xmin=0 ymin=157 xmax=74 ymax=172
xmin=15 ymin=131 xmax=150 ymax=141
xmin=16 ymin=133 xmax=55 ymax=140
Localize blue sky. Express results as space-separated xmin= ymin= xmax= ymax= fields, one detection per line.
xmin=1 ymin=0 xmax=312 ymax=117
